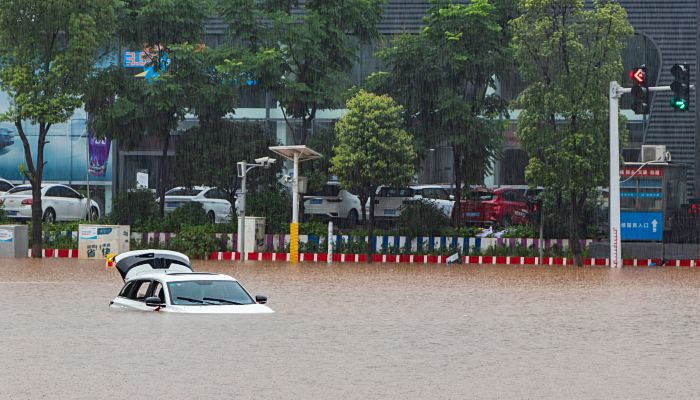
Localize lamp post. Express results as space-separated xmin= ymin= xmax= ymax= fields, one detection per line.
xmin=236 ymin=157 xmax=276 ymax=260
xmin=269 ymin=146 xmax=322 ymax=263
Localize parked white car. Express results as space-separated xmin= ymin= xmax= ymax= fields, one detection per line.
xmin=1 ymin=183 xmax=100 ymax=222
xmin=303 ymin=181 xmax=362 ymax=227
xmin=162 ymin=186 xmax=233 ymax=223
xmin=369 ymin=185 xmax=455 ymax=220
xmin=109 ymin=250 xmax=273 ymax=314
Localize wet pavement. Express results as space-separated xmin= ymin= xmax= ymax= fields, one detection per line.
xmin=1 ymin=258 xmax=700 ymax=399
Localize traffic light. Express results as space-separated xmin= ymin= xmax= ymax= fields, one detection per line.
xmin=670 ymin=63 xmax=690 ymax=111
xmin=630 ymin=66 xmax=649 ymax=114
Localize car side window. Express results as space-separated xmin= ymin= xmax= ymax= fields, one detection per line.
xmin=45 ymin=187 xmax=60 ymax=197
xmin=152 ymin=281 xmax=164 ymax=302
xmin=0 ymin=181 xmax=11 ymax=192
xmin=119 ymin=281 xmax=135 ymax=298
xmin=61 ymin=186 xmax=81 ymax=199
xmin=131 ymin=280 xmax=151 ymax=301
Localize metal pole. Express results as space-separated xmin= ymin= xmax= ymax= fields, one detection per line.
xmin=538 ymin=202 xmax=544 ymax=263
xmin=328 ymin=220 xmax=333 ymax=264
xmin=238 ymin=161 xmax=246 ymax=261
xmin=292 ymin=153 xmax=299 ymax=223
xmin=290 ymin=153 xmax=300 ymax=264
xmin=609 ymin=81 xmax=622 ymax=269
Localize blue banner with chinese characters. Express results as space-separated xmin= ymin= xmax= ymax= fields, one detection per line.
xmin=621 ymin=211 xmax=663 ymax=241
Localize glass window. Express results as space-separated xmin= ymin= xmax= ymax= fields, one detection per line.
xmin=168 ymin=280 xmax=255 ymax=306
xmin=119 ymin=281 xmax=135 ymax=298
xmin=133 ymin=280 xmax=151 ymax=301
xmin=166 ymin=188 xmax=203 ymax=196
xmin=0 ymin=181 xmax=12 ymax=192
xmin=60 ymin=186 xmax=81 ymax=199
xmin=45 ymin=187 xmax=60 ymax=197
xmin=152 ymin=281 xmax=164 ymax=302
xmin=8 ymin=186 xmax=30 ymax=194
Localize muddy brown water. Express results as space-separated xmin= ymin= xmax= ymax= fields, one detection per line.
xmin=2 ymin=259 xmax=700 ymax=399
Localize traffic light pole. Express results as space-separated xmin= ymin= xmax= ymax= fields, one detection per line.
xmin=609 ymin=81 xmax=693 ymax=268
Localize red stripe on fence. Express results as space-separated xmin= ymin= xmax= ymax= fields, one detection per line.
xmin=426 ymin=255 xmax=438 ymax=264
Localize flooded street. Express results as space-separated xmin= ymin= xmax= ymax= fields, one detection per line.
xmin=2 ymin=260 xmax=700 ymax=399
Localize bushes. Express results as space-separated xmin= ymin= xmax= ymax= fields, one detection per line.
xmin=169 ymin=224 xmax=218 ymax=259
xmin=110 ymin=190 xmax=158 ymax=227
xmin=397 ymin=199 xmax=450 ymax=237
xmin=247 ymin=186 xmax=291 ymax=233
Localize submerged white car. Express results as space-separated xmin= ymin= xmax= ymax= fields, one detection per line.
xmin=109 ymin=250 xmax=273 ymax=314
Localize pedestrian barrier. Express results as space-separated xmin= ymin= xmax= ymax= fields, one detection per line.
xmin=130 ymin=232 xmax=593 ymax=254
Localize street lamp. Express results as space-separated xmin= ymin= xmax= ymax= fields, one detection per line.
xmin=269 ymin=145 xmax=322 ymax=264
xmin=236 ymin=156 xmax=276 ymax=260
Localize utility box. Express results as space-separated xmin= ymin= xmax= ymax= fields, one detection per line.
xmin=237 ymin=217 xmax=266 ymax=253
xmin=0 ymin=225 xmax=28 ymax=258
xmin=78 ymin=225 xmax=130 ymax=259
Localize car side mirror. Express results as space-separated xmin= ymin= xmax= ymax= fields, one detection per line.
xmin=255 ymin=295 xmax=267 ymax=304
xmin=145 ymin=296 xmax=164 ymax=307
xmin=449 ymin=195 xmax=454 ymax=200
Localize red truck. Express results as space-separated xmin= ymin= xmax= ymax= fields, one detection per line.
xmin=456 ymin=187 xmax=531 ymax=226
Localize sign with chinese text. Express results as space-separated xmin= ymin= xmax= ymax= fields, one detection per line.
xmin=621 ymin=212 xmax=663 ymax=241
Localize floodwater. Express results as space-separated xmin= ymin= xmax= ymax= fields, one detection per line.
xmin=2 ymin=260 xmax=700 ymax=399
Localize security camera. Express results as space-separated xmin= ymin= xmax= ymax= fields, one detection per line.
xmin=255 ymin=156 xmax=277 ymax=167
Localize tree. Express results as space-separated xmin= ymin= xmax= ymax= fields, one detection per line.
xmin=330 ymin=90 xmax=415 ymax=253
xmin=370 ymin=0 xmax=514 ymax=226
xmin=0 ymin=0 xmax=118 ymax=257
xmin=218 ymin=0 xmax=385 ymax=145
xmin=86 ymin=0 xmax=213 ymax=217
xmin=174 ymin=120 xmax=281 ymax=204
xmin=511 ymin=0 xmax=633 ymax=264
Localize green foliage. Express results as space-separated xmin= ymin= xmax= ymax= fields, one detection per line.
xmin=330 ymin=90 xmax=415 ymax=232
xmin=511 ymin=0 xmax=633 ymax=256
xmin=371 ymin=0 xmax=513 ymax=186
xmin=166 ymin=202 xmax=208 ymax=228
xmin=502 ymin=224 xmax=538 ymax=238
xmin=170 ymin=224 xmax=218 ymax=259
xmin=247 ymin=186 xmax=291 ymax=233
xmin=175 ymin=120 xmax=280 ymax=199
xmin=397 ymin=199 xmax=450 ymax=237
xmin=0 ymin=0 xmax=119 ymax=254
xmin=110 ymin=190 xmax=159 ymax=227
xmin=300 ymin=220 xmax=328 ymax=237
xmin=217 ymin=0 xmax=384 ymax=144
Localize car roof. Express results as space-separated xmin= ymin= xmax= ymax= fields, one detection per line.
xmin=134 ymin=272 xmax=238 ymax=283
xmin=410 ymin=185 xmax=446 ymax=190
xmin=167 ymin=186 xmax=211 ymax=191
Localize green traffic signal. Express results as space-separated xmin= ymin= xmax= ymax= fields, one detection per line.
xmin=670 ymin=96 xmax=688 ymax=110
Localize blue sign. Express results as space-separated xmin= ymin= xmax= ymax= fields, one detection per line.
xmin=621 ymin=212 xmax=663 ymax=241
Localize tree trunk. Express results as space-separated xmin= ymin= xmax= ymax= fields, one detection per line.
xmin=452 ymin=144 xmax=462 ymax=228
xmin=367 ymin=193 xmax=376 ymax=262
xmin=359 ymin=194 xmax=368 ymax=228
xmin=158 ymin=133 xmax=171 ymax=218
xmin=16 ymin=120 xmax=47 ymax=258
xmin=569 ymin=189 xmax=582 ymax=266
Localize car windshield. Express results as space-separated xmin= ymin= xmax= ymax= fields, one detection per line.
xmin=166 ymin=188 xmax=203 ymax=196
xmin=168 ymin=280 xmax=255 ymax=306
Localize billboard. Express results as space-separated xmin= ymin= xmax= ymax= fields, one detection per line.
xmin=0 ymin=110 xmax=113 ymax=184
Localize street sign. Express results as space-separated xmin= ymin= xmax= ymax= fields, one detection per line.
xmin=621 ymin=211 xmax=662 ymax=241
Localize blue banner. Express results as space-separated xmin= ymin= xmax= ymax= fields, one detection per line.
xmin=621 ymin=211 xmax=663 ymax=241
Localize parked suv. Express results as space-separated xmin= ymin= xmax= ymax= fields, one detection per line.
xmin=371 ymin=185 xmax=455 ymax=220
xmin=458 ymin=187 xmax=529 ymax=226
xmin=303 ymin=181 xmax=362 ymax=227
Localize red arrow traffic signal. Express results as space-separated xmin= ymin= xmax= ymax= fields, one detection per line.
xmin=630 ymin=67 xmax=646 ymax=85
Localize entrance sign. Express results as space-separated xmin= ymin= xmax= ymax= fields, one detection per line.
xmin=621 ymin=211 xmax=662 ymax=241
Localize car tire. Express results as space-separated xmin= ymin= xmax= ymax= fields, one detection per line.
xmin=207 ymin=211 xmax=216 ymax=224
xmin=501 ymin=215 xmax=512 ymax=227
xmin=89 ymin=206 xmax=99 ymax=221
xmin=43 ymin=208 xmax=56 ymax=223
xmin=346 ymin=210 xmax=359 ymax=228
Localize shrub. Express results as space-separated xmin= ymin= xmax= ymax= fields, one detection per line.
xmin=397 ymin=199 xmax=450 ymax=237
xmin=247 ymin=186 xmax=291 ymax=233
xmin=110 ymin=190 xmax=159 ymax=227
xmin=170 ymin=224 xmax=218 ymax=259
xmin=163 ymin=202 xmax=208 ymax=231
